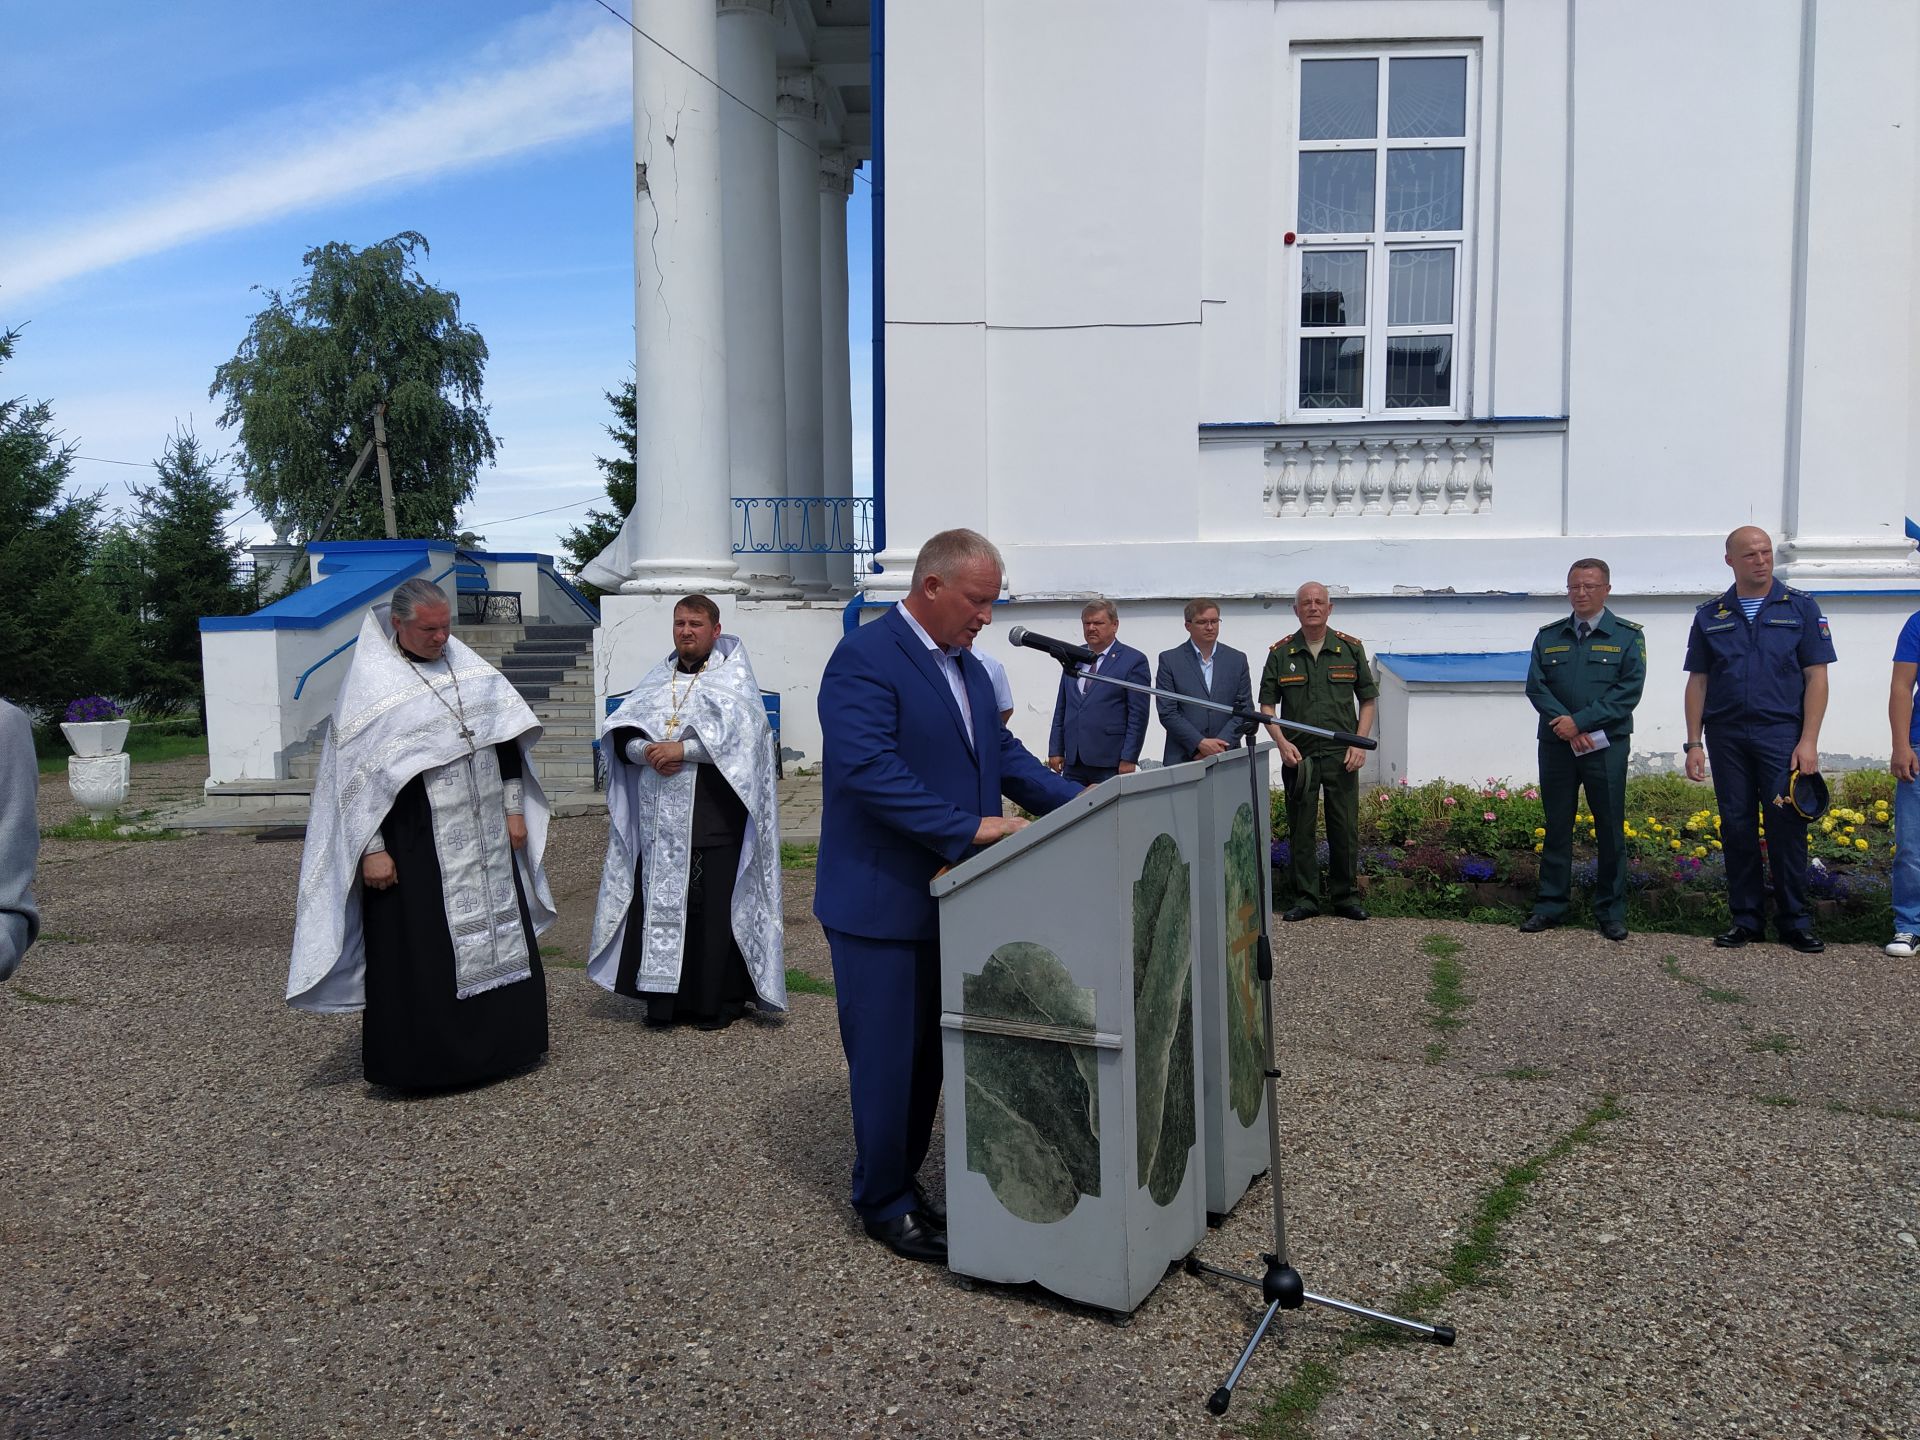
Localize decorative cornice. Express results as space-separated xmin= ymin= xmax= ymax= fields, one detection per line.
xmin=777 ymin=69 xmax=824 ymax=128
xmin=717 ymin=0 xmax=783 ymax=21
xmin=818 ymin=149 xmax=855 ymax=196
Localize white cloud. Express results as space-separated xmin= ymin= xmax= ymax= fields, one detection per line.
xmin=0 ymin=7 xmax=630 ymax=300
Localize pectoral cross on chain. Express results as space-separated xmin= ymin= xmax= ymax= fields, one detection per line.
xmin=664 ymin=716 xmax=679 ymax=736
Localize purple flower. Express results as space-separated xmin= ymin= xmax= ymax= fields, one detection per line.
xmin=64 ymin=696 xmax=124 ymax=723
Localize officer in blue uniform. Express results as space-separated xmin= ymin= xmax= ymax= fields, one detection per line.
xmin=1683 ymin=527 xmax=1836 ymax=952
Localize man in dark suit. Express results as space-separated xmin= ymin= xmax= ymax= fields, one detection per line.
xmin=1047 ymin=599 xmax=1151 ymax=784
xmin=1154 ymin=598 xmax=1254 ymax=766
xmin=814 ymin=528 xmax=1082 ymax=1264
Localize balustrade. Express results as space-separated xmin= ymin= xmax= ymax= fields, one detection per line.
xmin=1265 ymin=434 xmax=1494 ymax=519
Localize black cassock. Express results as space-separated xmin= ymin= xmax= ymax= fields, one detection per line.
xmin=360 ymin=739 xmax=549 ymax=1089
xmin=608 ymin=722 xmax=756 ymax=1030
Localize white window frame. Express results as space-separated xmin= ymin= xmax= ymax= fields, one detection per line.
xmin=1285 ymin=44 xmax=1481 ymax=422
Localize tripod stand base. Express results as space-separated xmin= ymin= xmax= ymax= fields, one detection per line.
xmin=1187 ymin=1252 xmax=1454 ymax=1413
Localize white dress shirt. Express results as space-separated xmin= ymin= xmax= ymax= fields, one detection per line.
xmin=896 ymin=602 xmax=975 ymax=747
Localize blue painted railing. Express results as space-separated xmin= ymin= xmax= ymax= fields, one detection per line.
xmin=293 ymin=636 xmax=360 ymax=699
xmin=732 ymin=497 xmax=872 ymax=562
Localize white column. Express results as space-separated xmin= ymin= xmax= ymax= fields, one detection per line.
xmin=585 ymin=0 xmax=739 ymax=596
xmin=819 ymin=149 xmax=857 ymax=594
xmin=717 ymin=0 xmax=795 ymax=596
xmin=1778 ymin=0 xmax=1920 ymax=583
xmin=778 ymin=70 xmax=829 ymax=595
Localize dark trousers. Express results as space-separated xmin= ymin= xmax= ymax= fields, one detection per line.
xmin=825 ymin=928 xmax=943 ymax=1223
xmin=1535 ymin=737 xmax=1630 ymax=925
xmin=1283 ymin=748 xmax=1360 ymax=910
xmin=1707 ymin=723 xmax=1813 ymax=934
xmin=1065 ymin=761 xmax=1120 ymax=786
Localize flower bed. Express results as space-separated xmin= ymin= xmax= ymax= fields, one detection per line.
xmin=1270 ymin=772 xmax=1898 ymax=941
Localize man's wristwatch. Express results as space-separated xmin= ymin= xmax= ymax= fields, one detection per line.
xmin=1682 ymin=741 xmax=1703 ymax=752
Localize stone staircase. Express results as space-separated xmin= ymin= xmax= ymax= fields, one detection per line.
xmin=476 ymin=623 xmax=599 ymax=797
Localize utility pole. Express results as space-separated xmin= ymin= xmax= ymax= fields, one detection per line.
xmin=371 ymin=402 xmax=399 ymax=540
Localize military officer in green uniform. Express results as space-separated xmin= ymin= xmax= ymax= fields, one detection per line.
xmin=1521 ymin=558 xmax=1647 ymax=941
xmin=1259 ymin=581 xmax=1378 ymax=922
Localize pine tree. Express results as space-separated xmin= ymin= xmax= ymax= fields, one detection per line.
xmin=127 ymin=428 xmax=251 ymax=714
xmin=560 ymin=378 xmax=636 ymax=596
xmin=0 ymin=328 xmax=135 ymax=718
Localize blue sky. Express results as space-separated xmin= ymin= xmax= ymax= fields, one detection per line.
xmin=1 ymin=0 xmax=871 ymax=560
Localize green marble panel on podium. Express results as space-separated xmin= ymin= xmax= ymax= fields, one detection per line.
xmin=1189 ymin=743 xmax=1274 ymax=1218
xmin=932 ymin=764 xmax=1207 ymax=1314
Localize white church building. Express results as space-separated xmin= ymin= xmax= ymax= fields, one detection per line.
xmin=204 ymin=0 xmax=1920 ymax=793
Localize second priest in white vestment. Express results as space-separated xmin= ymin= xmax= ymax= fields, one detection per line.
xmin=590 ymin=598 xmax=785 ymax=1027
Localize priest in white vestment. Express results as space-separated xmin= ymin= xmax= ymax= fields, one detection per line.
xmin=288 ymin=578 xmax=556 ymax=1089
xmin=590 ymin=595 xmax=785 ymax=1028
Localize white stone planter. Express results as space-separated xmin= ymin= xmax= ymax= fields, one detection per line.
xmin=61 ymin=719 xmax=130 ymax=756
xmin=68 ymin=752 xmax=131 ymax=824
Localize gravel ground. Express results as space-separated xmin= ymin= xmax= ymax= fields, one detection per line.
xmin=3 ymin=763 xmax=1916 ymax=1438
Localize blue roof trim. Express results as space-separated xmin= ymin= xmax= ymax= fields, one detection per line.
xmin=201 ymin=540 xmax=453 ymax=632
xmin=1377 ymin=651 xmax=1531 ymax=684
xmin=475 ymin=551 xmax=558 ymax=565
xmin=1906 ymin=516 xmax=1920 ymax=543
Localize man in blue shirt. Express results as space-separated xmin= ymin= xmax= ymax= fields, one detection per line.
xmin=1682 ymin=527 xmax=1836 ymax=952
xmin=1887 ymin=613 xmax=1920 ymax=957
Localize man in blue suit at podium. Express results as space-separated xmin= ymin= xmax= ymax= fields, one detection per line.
xmin=815 ymin=528 xmax=1082 ymax=1264
xmin=1047 ymin=599 xmax=1151 ymax=784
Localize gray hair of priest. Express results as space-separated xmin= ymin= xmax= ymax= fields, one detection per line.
xmin=390 ymin=577 xmax=452 ymax=621
xmin=910 ymin=528 xmax=1004 ymax=589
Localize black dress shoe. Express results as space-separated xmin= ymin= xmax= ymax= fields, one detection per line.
xmin=1713 ymin=925 xmax=1764 ymax=948
xmin=1517 ymin=914 xmax=1560 ymax=934
xmin=1332 ymin=903 xmax=1368 ymax=921
xmin=1782 ymin=929 xmax=1825 ymax=954
xmin=1282 ymin=906 xmax=1319 ymax=923
xmin=1599 ymin=920 xmax=1628 ymax=943
xmin=911 ymin=1180 xmax=947 ymax=1228
xmin=863 ymin=1210 xmax=948 ymax=1264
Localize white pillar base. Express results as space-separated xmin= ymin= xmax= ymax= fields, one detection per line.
xmin=863 ymin=549 xmax=917 ymax=596
xmin=1778 ymin=536 xmax=1920 ymax=586
xmin=617 ymin=557 xmax=746 ymax=596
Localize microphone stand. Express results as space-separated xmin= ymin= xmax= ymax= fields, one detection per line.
xmin=1050 ymin=656 xmax=1454 ymax=1413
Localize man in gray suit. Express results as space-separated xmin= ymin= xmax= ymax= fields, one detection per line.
xmin=1155 ymin=598 xmax=1254 ymax=766
xmin=1 ymin=698 xmax=42 ymax=980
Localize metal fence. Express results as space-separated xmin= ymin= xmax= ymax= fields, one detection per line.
xmin=732 ymin=496 xmax=872 ymax=569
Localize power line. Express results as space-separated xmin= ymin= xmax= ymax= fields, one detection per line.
xmin=465 ymin=495 xmax=604 ymax=528
xmin=585 ymin=0 xmax=872 ymax=190
xmin=74 ymin=452 xmax=252 ymax=483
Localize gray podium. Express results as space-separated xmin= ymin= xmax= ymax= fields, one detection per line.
xmin=931 ymin=764 xmax=1212 ymax=1313
xmin=1188 ymin=744 xmax=1273 ymax=1218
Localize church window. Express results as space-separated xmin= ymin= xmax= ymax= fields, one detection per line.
xmin=1292 ymin=50 xmax=1474 ymax=418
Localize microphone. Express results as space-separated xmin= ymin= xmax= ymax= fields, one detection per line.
xmin=1007 ymin=625 xmax=1098 ymax=667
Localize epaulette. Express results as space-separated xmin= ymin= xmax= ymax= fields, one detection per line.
xmin=1616 ymin=617 xmax=1644 ymax=630
xmin=1785 ymin=584 xmax=1810 ymax=598
xmin=1335 ymin=630 xmax=1362 ymax=646
xmin=1538 ymin=617 xmax=1565 ymax=632
xmin=1269 ymin=632 xmax=1297 ymax=651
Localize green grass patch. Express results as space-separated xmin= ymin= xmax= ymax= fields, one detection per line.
xmin=1826 ymin=1099 xmax=1920 ymax=1123
xmin=1656 ymin=954 xmax=1747 ymax=1005
xmin=539 ymin=945 xmax=586 ymax=970
xmin=39 ymin=815 xmax=181 ymax=842
xmin=1753 ymin=1093 xmax=1799 ymax=1108
xmin=37 ymin=727 xmax=208 ymax=773
xmin=785 ymin=967 xmax=835 ymax=997
xmin=1420 ymin=937 xmax=1473 ymax=1067
xmin=1248 ymin=1095 xmax=1624 ymax=1438
xmin=1745 ymin=1032 xmax=1800 ymax=1056
xmin=35 ymin=930 xmax=86 ymax=945
xmin=780 ymin=841 xmax=818 ymax=869
xmin=9 ymin=987 xmax=85 ymax=1006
